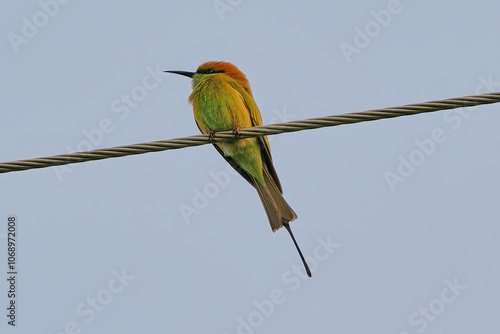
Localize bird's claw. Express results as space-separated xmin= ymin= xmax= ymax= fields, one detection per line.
xmin=232 ymin=127 xmax=241 ymax=136
xmin=208 ymin=131 xmax=216 ymax=141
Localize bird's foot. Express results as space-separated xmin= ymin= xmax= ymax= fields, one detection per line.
xmin=232 ymin=127 xmax=241 ymax=136
xmin=208 ymin=131 xmax=216 ymax=141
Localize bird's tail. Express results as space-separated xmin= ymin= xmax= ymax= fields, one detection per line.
xmin=254 ymin=168 xmax=297 ymax=232
xmin=254 ymin=169 xmax=311 ymax=277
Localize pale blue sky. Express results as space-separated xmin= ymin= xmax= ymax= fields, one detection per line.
xmin=1 ymin=1 xmax=500 ymax=333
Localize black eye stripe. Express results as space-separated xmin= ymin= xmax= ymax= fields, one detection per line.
xmin=198 ymin=68 xmax=224 ymax=74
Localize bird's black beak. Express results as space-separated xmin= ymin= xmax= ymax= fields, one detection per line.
xmin=164 ymin=70 xmax=195 ymax=78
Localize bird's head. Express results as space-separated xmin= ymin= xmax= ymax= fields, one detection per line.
xmin=165 ymin=61 xmax=252 ymax=95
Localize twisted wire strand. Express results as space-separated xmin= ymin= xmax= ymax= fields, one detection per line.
xmin=1 ymin=92 xmax=499 ymax=174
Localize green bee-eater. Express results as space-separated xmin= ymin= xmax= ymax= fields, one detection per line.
xmin=166 ymin=61 xmax=311 ymax=277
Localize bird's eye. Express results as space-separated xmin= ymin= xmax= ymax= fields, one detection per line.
xmin=206 ymin=69 xmax=215 ymax=74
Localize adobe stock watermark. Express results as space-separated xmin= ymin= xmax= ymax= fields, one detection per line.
xmin=53 ymin=64 xmax=167 ymax=182
xmin=48 ymin=267 xmax=135 ymax=334
xmin=384 ymin=74 xmax=500 ymax=192
xmin=339 ymin=0 xmax=404 ymax=63
xmin=7 ymin=0 xmax=71 ymax=54
xmin=396 ymin=277 xmax=467 ymax=334
xmin=213 ymin=0 xmax=243 ymax=21
xmin=178 ymin=107 xmax=296 ymax=224
xmin=222 ymin=235 xmax=340 ymax=334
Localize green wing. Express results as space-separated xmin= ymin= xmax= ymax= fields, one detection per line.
xmin=229 ymin=82 xmax=283 ymax=193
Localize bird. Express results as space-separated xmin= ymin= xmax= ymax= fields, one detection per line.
xmin=165 ymin=61 xmax=311 ymax=277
